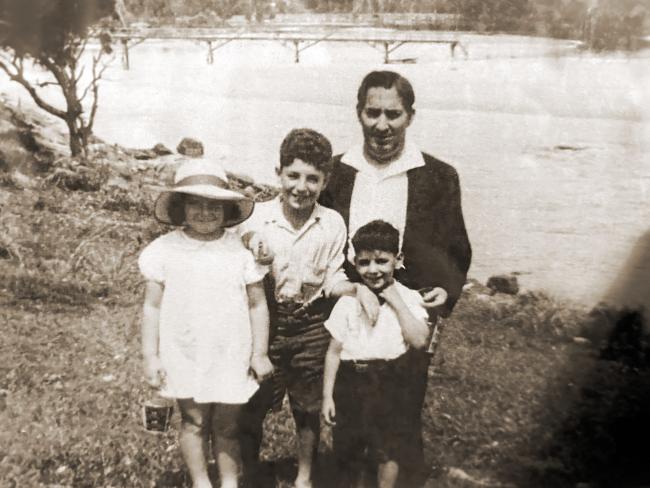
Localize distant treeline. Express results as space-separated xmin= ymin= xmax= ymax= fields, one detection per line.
xmin=121 ymin=0 xmax=650 ymax=50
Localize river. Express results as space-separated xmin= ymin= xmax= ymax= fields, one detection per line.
xmin=4 ymin=31 xmax=650 ymax=307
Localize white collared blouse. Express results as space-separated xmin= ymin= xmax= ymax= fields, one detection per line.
xmin=341 ymin=139 xmax=426 ymax=259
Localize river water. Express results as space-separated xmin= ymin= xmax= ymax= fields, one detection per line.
xmin=4 ymin=31 xmax=650 ymax=307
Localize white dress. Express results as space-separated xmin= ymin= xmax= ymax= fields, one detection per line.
xmin=138 ymin=229 xmax=267 ymax=404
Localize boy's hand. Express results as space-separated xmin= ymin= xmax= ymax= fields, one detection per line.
xmin=355 ymin=283 xmax=380 ymax=324
xmin=322 ymin=396 xmax=336 ymax=426
xmin=379 ymin=283 xmax=402 ymax=306
xmin=421 ymin=287 xmax=448 ymax=309
xmin=250 ymin=354 xmax=274 ymax=382
xmin=247 ymin=232 xmax=274 ymax=265
xmin=143 ymin=355 xmax=166 ymax=389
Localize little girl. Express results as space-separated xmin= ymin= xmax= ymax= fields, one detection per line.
xmin=139 ymin=159 xmax=273 ymax=488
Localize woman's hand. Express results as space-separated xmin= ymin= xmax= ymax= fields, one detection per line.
xmin=143 ymin=355 xmax=166 ymax=389
xmin=355 ymin=283 xmax=380 ymax=324
xmin=421 ymin=287 xmax=448 ymax=309
xmin=247 ymin=232 xmax=274 ymax=265
xmin=250 ymin=354 xmax=274 ymax=382
xmin=322 ymin=396 xmax=336 ymax=426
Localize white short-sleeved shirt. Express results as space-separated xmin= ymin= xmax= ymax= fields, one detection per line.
xmin=239 ymin=197 xmax=348 ymax=305
xmin=324 ymin=281 xmax=428 ymax=361
xmin=138 ymin=229 xmax=267 ymax=404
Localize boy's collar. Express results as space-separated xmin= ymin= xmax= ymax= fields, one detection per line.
xmin=271 ymin=196 xmax=323 ymax=234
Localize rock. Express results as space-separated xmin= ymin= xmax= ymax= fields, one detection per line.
xmin=105 ymin=175 xmax=130 ymax=190
xmin=131 ymin=149 xmax=158 ymax=160
xmin=47 ymin=167 xmax=102 ymax=192
xmin=228 ymin=172 xmax=255 ymax=186
xmin=0 ymin=246 xmax=10 ymax=259
xmin=487 ymin=274 xmax=519 ymax=295
xmin=572 ymin=336 xmax=591 ymax=345
xmin=11 ymin=170 xmax=37 ymax=189
xmin=0 ymin=149 xmax=7 ymax=172
xmin=152 ymin=143 xmax=173 ymax=156
xmin=463 ymin=278 xmax=493 ymax=295
xmin=176 ymin=137 xmax=204 ymax=157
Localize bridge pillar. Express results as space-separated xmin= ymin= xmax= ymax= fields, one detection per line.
xmin=293 ymin=40 xmax=300 ymax=63
xmin=121 ymin=39 xmax=130 ymax=70
xmin=207 ymin=41 xmax=214 ymax=64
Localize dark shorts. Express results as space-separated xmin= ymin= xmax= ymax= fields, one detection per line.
xmin=268 ymin=299 xmax=333 ymax=415
xmin=332 ymin=353 xmax=412 ymax=467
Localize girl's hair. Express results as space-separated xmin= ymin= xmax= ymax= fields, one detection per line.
xmin=356 ymin=70 xmax=416 ymax=116
xmin=351 ymin=220 xmax=400 ymax=256
xmin=167 ymin=193 xmax=242 ymax=226
xmin=279 ymin=128 xmax=333 ymax=176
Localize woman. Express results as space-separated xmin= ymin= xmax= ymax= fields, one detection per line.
xmin=319 ymin=70 xmax=472 ymax=488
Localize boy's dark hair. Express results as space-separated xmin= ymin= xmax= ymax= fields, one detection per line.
xmin=356 ymin=70 xmax=415 ymax=117
xmin=167 ymin=193 xmax=242 ymax=226
xmin=279 ymin=128 xmax=333 ymax=175
xmin=352 ymin=220 xmax=400 ymax=256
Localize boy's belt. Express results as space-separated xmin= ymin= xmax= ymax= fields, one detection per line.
xmin=274 ymin=297 xmax=333 ymax=322
xmin=341 ymin=358 xmax=394 ymax=373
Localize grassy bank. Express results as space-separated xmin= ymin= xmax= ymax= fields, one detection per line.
xmin=2 ymin=102 xmax=650 ymax=487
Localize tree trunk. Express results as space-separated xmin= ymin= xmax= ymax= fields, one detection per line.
xmin=65 ymin=117 xmax=83 ymax=157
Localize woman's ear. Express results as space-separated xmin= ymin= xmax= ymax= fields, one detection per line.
xmin=396 ymin=252 xmax=405 ymax=268
xmin=406 ymin=109 xmax=415 ymax=127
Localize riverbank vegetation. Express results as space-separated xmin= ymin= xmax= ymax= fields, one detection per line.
xmin=2 ymin=98 xmax=650 ymax=487
xmin=119 ymin=0 xmax=650 ymax=50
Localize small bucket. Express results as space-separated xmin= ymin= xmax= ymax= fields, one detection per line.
xmin=142 ymin=397 xmax=174 ymax=433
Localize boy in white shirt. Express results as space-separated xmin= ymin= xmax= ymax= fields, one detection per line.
xmin=322 ymin=220 xmax=431 ymax=488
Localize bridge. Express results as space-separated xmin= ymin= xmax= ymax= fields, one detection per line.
xmin=111 ymin=26 xmax=467 ymax=69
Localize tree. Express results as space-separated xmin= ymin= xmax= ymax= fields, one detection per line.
xmin=0 ymin=0 xmax=116 ymax=158
xmin=451 ymin=0 xmax=532 ymax=31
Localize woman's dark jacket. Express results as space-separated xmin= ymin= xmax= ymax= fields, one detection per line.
xmin=319 ymin=152 xmax=472 ymax=317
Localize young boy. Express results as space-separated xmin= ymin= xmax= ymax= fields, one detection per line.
xmin=322 ymin=220 xmax=431 ymax=488
xmin=238 ymin=128 xmax=374 ymax=488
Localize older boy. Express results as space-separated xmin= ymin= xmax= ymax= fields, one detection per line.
xmin=322 ymin=220 xmax=430 ymax=488
xmin=238 ymin=128 xmax=376 ymax=488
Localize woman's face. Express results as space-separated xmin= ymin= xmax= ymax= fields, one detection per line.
xmin=359 ymin=86 xmax=412 ymax=165
xmin=183 ymin=195 xmax=225 ymax=236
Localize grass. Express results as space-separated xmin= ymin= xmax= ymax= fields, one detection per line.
xmin=2 ymin=114 xmax=649 ymax=487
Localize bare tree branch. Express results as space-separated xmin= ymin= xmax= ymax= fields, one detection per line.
xmin=37 ymin=80 xmax=59 ymax=88
xmin=40 ymin=56 xmax=80 ymax=117
xmin=74 ymin=36 xmax=90 ymax=65
xmin=75 ymin=65 xmax=86 ymax=86
xmin=79 ymin=49 xmax=107 ymax=104
xmin=0 ymin=57 xmax=67 ymax=119
xmin=85 ymin=54 xmax=108 ymax=133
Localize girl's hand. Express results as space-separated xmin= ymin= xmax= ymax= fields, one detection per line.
xmin=322 ymin=396 xmax=336 ymax=426
xmin=143 ymin=355 xmax=166 ymax=389
xmin=421 ymin=287 xmax=448 ymax=309
xmin=250 ymin=354 xmax=274 ymax=382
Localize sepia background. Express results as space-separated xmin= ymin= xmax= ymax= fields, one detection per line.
xmin=1 ymin=1 xmax=650 ymax=486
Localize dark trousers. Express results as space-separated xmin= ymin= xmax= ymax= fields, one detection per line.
xmin=333 ymin=355 xmax=411 ymax=487
xmin=396 ymin=348 xmax=432 ymax=488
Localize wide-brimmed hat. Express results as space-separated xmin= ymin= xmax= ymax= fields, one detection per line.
xmin=154 ymin=159 xmax=254 ymax=228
